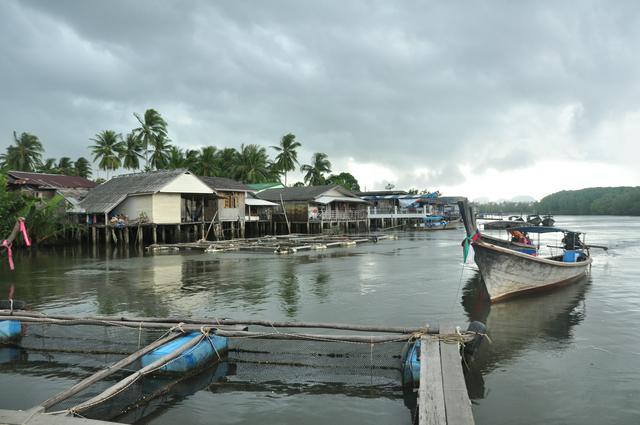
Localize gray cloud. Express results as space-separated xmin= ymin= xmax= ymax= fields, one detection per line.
xmin=1 ymin=1 xmax=639 ymax=193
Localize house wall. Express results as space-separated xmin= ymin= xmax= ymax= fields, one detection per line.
xmin=114 ymin=194 xmax=154 ymax=222
xmin=160 ymin=173 xmax=213 ymax=194
xmin=153 ymin=193 xmax=181 ymax=224
xmin=217 ymin=191 xmax=246 ymax=221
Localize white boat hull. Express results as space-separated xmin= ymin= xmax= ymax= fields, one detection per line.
xmin=473 ymin=241 xmax=591 ymax=302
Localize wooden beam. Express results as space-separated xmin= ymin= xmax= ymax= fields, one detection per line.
xmin=440 ymin=325 xmax=475 ymax=425
xmin=419 ymin=335 xmax=446 ymax=425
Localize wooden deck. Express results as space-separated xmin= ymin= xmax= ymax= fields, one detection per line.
xmin=419 ymin=325 xmax=475 ymax=425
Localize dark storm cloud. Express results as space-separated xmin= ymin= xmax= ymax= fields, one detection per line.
xmin=1 ymin=1 xmax=639 ymax=187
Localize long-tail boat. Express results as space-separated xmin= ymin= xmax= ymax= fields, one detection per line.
xmin=458 ymin=200 xmax=592 ymax=302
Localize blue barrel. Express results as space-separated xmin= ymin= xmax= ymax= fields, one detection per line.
xmin=401 ymin=339 xmax=421 ymax=388
xmin=563 ymin=250 xmax=578 ymax=262
xmin=0 ymin=320 xmax=21 ymax=343
xmin=141 ymin=332 xmax=228 ymax=373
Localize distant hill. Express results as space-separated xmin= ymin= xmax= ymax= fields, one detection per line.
xmin=538 ymin=187 xmax=640 ymax=215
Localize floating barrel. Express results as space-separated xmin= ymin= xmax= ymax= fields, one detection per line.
xmin=141 ymin=331 xmax=228 ymax=373
xmin=400 ymin=338 xmax=421 ymax=388
xmin=0 ymin=320 xmax=22 ymax=344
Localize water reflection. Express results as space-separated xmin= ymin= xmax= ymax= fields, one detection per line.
xmin=461 ymin=273 xmax=590 ymax=399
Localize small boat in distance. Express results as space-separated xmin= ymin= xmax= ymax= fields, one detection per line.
xmin=526 ymin=214 xmax=542 ymax=226
xmin=458 ymin=200 xmax=592 ymax=303
xmin=542 ymin=214 xmax=555 ymax=226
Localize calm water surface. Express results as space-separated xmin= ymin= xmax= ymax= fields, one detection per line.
xmin=0 ymin=216 xmax=638 ymax=424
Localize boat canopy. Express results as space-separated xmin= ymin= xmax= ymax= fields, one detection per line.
xmin=510 ymin=226 xmax=580 ymax=234
xmin=424 ymin=215 xmax=445 ymax=221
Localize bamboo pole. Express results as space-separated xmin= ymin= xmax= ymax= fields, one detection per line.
xmin=40 ymin=331 xmax=183 ymax=410
xmin=0 ymin=310 xmax=434 ymax=334
xmin=70 ymin=333 xmax=207 ymax=414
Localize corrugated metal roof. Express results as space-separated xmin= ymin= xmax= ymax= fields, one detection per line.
xmin=315 ymin=196 xmax=369 ymax=204
xmin=199 ymin=176 xmax=251 ymax=192
xmin=257 ymin=185 xmax=358 ymax=202
xmin=245 ymin=198 xmax=278 ymax=206
xmin=78 ymin=169 xmax=193 ymax=213
xmin=7 ymin=171 xmax=97 ymax=189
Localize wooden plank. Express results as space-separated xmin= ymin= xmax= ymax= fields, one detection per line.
xmin=440 ymin=325 xmax=475 ymax=425
xmin=419 ymin=335 xmax=446 ymax=425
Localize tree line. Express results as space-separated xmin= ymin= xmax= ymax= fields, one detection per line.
xmin=0 ymin=108 xmax=361 ymax=191
xmin=475 ymin=187 xmax=640 ymax=216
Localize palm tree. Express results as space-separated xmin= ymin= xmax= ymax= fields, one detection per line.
xmin=196 ymin=146 xmax=218 ymax=176
xmin=167 ymin=146 xmax=186 ymax=169
xmin=132 ymin=109 xmax=168 ymax=168
xmin=74 ymin=157 xmax=92 ymax=178
xmin=90 ymin=130 xmax=123 ymax=179
xmin=271 ymin=133 xmax=301 ymax=186
xmin=147 ymin=136 xmax=172 ymax=170
xmin=121 ymin=133 xmax=144 ymax=171
xmin=184 ymin=149 xmax=200 ymax=171
xmin=301 ymin=152 xmax=331 ymax=186
xmin=57 ymin=157 xmax=75 ymax=175
xmin=233 ymin=144 xmax=271 ymax=183
xmin=215 ymin=147 xmax=239 ymax=178
xmin=0 ymin=132 xmax=44 ymax=171
xmin=39 ymin=158 xmax=58 ymax=173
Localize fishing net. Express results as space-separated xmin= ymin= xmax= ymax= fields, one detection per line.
xmin=1 ymin=319 xmax=418 ymax=422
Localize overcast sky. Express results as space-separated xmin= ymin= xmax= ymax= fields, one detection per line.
xmin=1 ymin=1 xmax=639 ymax=200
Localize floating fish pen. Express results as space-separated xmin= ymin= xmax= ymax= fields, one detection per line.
xmin=147 ymin=233 xmax=397 ymax=255
xmin=0 ymin=308 xmax=483 ymax=424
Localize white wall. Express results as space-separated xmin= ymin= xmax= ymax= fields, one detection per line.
xmin=161 ymin=173 xmax=213 ymax=194
xmin=153 ymin=193 xmax=181 ymax=224
xmin=114 ymin=194 xmax=154 ymax=222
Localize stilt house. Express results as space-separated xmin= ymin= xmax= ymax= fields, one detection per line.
xmin=77 ymin=169 xmax=216 ymax=244
xmin=256 ymin=185 xmax=369 ymax=233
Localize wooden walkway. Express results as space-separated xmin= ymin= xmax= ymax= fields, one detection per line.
xmin=419 ymin=325 xmax=475 ymax=425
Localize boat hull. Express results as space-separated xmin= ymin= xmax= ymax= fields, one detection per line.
xmin=473 ymin=242 xmax=591 ymax=302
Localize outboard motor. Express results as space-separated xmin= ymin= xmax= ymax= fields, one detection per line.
xmin=463 ymin=321 xmax=486 ymax=359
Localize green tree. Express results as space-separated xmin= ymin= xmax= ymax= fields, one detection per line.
xmin=301 ymin=152 xmax=331 ymax=186
xmin=39 ymin=158 xmax=58 ymax=173
xmin=271 ymin=133 xmax=301 ymax=186
xmin=0 ymin=132 xmax=44 ymax=171
xmin=233 ymin=144 xmax=271 ymax=183
xmin=57 ymin=157 xmax=75 ymax=175
xmin=326 ymin=172 xmax=360 ymax=192
xmin=133 ymin=108 xmax=168 ymax=168
xmin=196 ymin=146 xmax=218 ymax=176
xmin=74 ymin=157 xmax=92 ymax=178
xmin=148 ymin=136 xmax=172 ymax=170
xmin=215 ymin=147 xmax=238 ymax=178
xmin=167 ymin=146 xmax=186 ymax=169
xmin=184 ymin=149 xmax=200 ymax=171
xmin=122 ymin=133 xmax=144 ymax=171
xmin=90 ymin=130 xmax=123 ymax=179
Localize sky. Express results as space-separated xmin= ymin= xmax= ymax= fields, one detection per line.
xmin=1 ymin=1 xmax=639 ymax=201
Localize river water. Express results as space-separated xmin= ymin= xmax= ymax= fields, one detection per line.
xmin=0 ymin=216 xmax=638 ymax=424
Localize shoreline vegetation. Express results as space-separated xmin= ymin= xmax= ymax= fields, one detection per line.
xmin=475 ymin=186 xmax=640 ymax=216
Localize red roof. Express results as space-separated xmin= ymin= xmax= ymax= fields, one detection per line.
xmin=7 ymin=171 xmax=97 ymax=189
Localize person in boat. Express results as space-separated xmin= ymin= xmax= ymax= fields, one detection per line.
xmin=562 ymin=232 xmax=585 ymax=250
xmin=509 ymin=230 xmax=532 ymax=245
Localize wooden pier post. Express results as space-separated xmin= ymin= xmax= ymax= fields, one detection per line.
xmin=152 ymin=225 xmax=158 ymax=245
